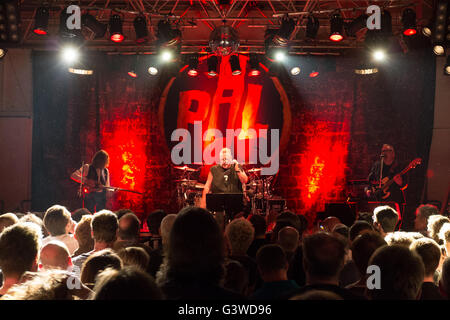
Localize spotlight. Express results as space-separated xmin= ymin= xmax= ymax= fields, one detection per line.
xmin=229 ymin=54 xmax=241 ymax=75
xmin=306 ymin=15 xmax=320 ymax=39
xmin=329 ymin=13 xmax=344 ymax=42
xmin=345 ymin=14 xmax=368 ymax=38
xmin=290 ymin=66 xmax=300 ymax=75
xmin=0 ymin=48 xmax=7 ymax=59
xmin=444 ymin=56 xmax=450 ymax=76
xmin=187 ymin=54 xmax=199 ymax=77
xmin=274 ymin=51 xmax=286 ymax=62
xmin=34 ymin=6 xmax=49 ymax=35
xmin=432 ymin=0 xmax=449 ymax=56
xmin=128 ymin=56 xmax=139 ymax=78
xmin=248 ymin=54 xmax=260 ymax=76
xmin=309 ymin=70 xmax=319 ymax=78
xmin=134 ymin=15 xmax=148 ymax=44
xmin=207 ymin=55 xmax=219 ymax=76
xmin=160 ymin=50 xmax=173 ymax=62
xmin=373 ymin=50 xmax=386 ymax=61
xmin=422 ymin=25 xmax=432 ymax=37
xmin=61 ymin=46 xmax=79 ymax=64
xmin=148 ymin=66 xmax=159 ymax=75
xmin=273 ymin=17 xmax=295 ymax=46
xmin=82 ymin=13 xmax=107 ymax=39
xmin=68 ymin=66 xmax=93 ymax=75
xmin=401 ymin=8 xmax=417 ymax=36
xmin=109 ymin=14 xmax=124 ymax=43
xmin=157 ymin=20 xmax=182 ymax=47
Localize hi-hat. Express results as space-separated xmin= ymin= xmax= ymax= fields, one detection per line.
xmin=194 ymin=183 xmax=205 ymax=189
xmin=174 ymin=179 xmax=197 ymax=183
xmin=173 ymin=165 xmax=197 ymax=172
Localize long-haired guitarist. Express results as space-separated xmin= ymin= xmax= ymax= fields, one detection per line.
xmin=71 ymin=150 xmax=110 ymax=213
xmin=366 ymin=144 xmax=407 ymax=205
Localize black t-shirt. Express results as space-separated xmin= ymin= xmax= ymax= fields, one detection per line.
xmin=210 ymin=164 xmax=243 ymax=194
xmin=420 ymin=282 xmax=444 ymax=300
xmin=367 ymin=160 xmax=406 ymax=204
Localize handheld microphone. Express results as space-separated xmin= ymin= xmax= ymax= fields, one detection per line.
xmin=380 ymin=154 xmax=385 ymax=158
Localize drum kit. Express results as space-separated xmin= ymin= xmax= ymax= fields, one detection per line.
xmin=173 ymin=164 xmax=276 ymax=214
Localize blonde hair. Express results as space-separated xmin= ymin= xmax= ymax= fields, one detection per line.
xmin=225 ymin=218 xmax=255 ymax=255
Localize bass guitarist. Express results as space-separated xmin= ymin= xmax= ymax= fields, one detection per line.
xmin=366 ymin=144 xmax=407 ymax=207
xmin=71 ymin=150 xmax=110 ymax=213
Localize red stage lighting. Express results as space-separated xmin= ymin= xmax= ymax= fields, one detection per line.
xmin=249 ymin=70 xmax=261 ymax=77
xmin=329 ymin=33 xmax=343 ymax=42
xmin=187 ymin=69 xmax=198 ymax=77
xmin=403 ymin=28 xmax=417 ymax=36
xmin=33 ymin=29 xmax=47 ymax=35
xmin=310 ymin=71 xmax=319 ymax=78
xmin=110 ymin=33 xmax=124 ymax=43
xmin=128 ymin=71 xmax=137 ymax=78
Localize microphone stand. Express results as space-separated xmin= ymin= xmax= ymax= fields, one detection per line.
xmin=79 ymin=161 xmax=85 ymax=208
xmin=377 ymin=155 xmax=384 ymax=201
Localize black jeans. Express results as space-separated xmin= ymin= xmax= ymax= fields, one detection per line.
xmin=84 ymin=191 xmax=106 ymax=213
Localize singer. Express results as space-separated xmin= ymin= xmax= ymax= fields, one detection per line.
xmin=200 ymin=148 xmax=248 ymax=209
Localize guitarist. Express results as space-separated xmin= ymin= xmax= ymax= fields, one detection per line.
xmin=366 ymin=144 xmax=407 ymax=206
xmin=71 ymin=150 xmax=111 ymax=213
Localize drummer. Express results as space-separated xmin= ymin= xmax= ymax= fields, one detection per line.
xmin=200 ymin=148 xmax=248 ymax=208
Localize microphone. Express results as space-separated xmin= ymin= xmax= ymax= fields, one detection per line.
xmin=380 ymin=154 xmax=385 ymax=158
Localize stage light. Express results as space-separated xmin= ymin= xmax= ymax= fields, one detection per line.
xmin=345 ymin=14 xmax=368 ymax=38
xmin=157 ymin=20 xmax=182 ymax=47
xmin=290 ymin=66 xmax=300 ymax=75
xmin=422 ymin=25 xmax=432 ymax=37
xmin=82 ymin=13 xmax=107 ymax=39
xmin=160 ymin=50 xmax=173 ymax=62
xmin=61 ymin=46 xmax=79 ymax=64
xmin=34 ymin=6 xmax=49 ymax=35
xmin=248 ymin=54 xmax=260 ymax=76
xmin=148 ymin=66 xmax=158 ymax=75
xmin=68 ymin=67 xmax=93 ymax=75
xmin=444 ymin=56 xmax=450 ymax=76
xmin=187 ymin=54 xmax=199 ymax=77
xmin=134 ymin=15 xmax=148 ymax=44
xmin=109 ymin=14 xmax=124 ymax=43
xmin=306 ymin=15 xmax=319 ymax=39
xmin=433 ymin=44 xmax=445 ymax=56
xmin=273 ymin=17 xmax=295 ymax=46
xmin=401 ymin=8 xmax=417 ymax=36
xmin=432 ymin=0 xmax=449 ymax=56
xmin=309 ymin=71 xmax=319 ymax=78
xmin=373 ymin=50 xmax=386 ymax=61
xmin=128 ymin=56 xmax=139 ymax=78
xmin=0 ymin=48 xmax=7 ymax=59
xmin=207 ymin=55 xmax=219 ymax=76
xmin=229 ymin=54 xmax=241 ymax=75
xmin=274 ymin=51 xmax=286 ymax=62
xmin=329 ymin=13 xmax=344 ymax=42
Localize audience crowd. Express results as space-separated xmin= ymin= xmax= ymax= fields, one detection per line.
xmin=0 ymin=202 xmax=449 ymax=300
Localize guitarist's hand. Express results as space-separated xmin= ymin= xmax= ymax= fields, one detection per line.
xmin=393 ymin=175 xmax=403 ymax=186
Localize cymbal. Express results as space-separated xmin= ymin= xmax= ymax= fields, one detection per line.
xmin=173 ymin=165 xmax=197 ymax=172
xmin=174 ymin=179 xmax=197 ymax=183
xmin=248 ymin=168 xmax=262 ymax=173
xmin=194 ymin=183 xmax=205 ymax=189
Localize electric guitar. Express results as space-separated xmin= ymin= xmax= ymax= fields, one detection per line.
xmin=371 ymin=158 xmax=422 ymax=199
xmin=80 ymin=179 xmax=143 ymax=195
